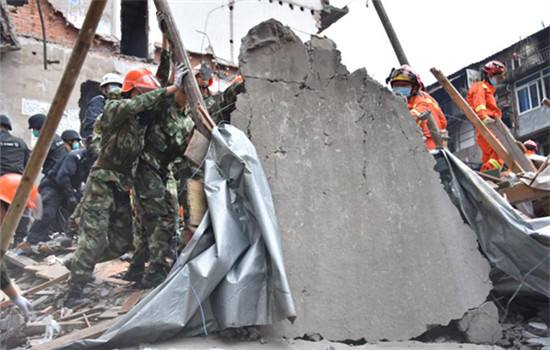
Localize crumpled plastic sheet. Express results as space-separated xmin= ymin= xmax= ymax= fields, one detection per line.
xmin=520 ymin=165 xmax=550 ymax=191
xmin=434 ymin=149 xmax=549 ymax=297
xmin=60 ymin=124 xmax=296 ymax=349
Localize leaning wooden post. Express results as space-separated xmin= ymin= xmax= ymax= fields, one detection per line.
xmin=0 ymin=0 xmax=107 ymax=260
xmin=430 ymin=67 xmax=525 ymax=174
xmin=153 ymin=0 xmax=215 ymax=137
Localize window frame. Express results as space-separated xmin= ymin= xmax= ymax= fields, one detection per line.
xmin=515 ymin=68 xmax=550 ymax=115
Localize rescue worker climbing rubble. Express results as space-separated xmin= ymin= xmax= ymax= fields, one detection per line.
xmin=467 ymin=60 xmax=507 ymax=172
xmin=387 ymin=65 xmax=447 ymax=150
xmin=65 ymin=65 xmax=189 ymax=308
xmin=123 ymin=38 xmax=194 ymax=289
xmin=0 ymin=173 xmax=40 ymax=321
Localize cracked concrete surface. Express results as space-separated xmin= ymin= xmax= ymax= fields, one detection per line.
xmin=232 ymin=19 xmax=493 ymax=342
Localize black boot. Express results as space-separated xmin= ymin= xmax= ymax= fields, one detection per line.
xmin=121 ymin=267 xmax=143 ymax=282
xmin=138 ymin=269 xmax=167 ymax=289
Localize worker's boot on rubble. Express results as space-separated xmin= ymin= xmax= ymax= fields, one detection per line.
xmin=64 ymin=292 xmax=92 ymax=309
xmin=138 ymin=268 xmax=167 ymax=289
xmin=121 ymin=267 xmax=143 ymax=282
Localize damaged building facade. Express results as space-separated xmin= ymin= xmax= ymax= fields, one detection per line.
xmin=0 ymin=0 xmax=238 ymax=141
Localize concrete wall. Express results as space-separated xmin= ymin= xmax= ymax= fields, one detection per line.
xmin=232 ymin=20 xmax=493 ymax=342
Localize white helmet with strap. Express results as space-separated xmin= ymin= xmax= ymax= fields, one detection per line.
xmin=100 ymin=73 xmax=123 ymax=87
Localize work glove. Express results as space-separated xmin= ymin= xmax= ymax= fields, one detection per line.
xmin=393 ymin=91 xmax=408 ymax=104
xmin=174 ymin=63 xmax=189 ymax=90
xmin=156 ymin=11 xmax=168 ymax=34
xmin=66 ymin=196 xmax=79 ymax=212
xmin=13 ymin=295 xmax=33 ymax=321
xmin=483 ymin=117 xmax=495 ymax=125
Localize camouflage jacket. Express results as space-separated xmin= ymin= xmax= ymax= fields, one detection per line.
xmin=92 ymin=87 xmax=171 ymax=190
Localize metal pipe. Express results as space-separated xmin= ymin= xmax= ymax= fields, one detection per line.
xmin=0 ymin=0 xmax=108 ymax=260
xmin=371 ymin=0 xmax=409 ymax=66
xmin=36 ymin=0 xmax=47 ymax=70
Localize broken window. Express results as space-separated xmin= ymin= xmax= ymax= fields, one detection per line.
xmin=120 ymin=0 xmax=148 ymax=58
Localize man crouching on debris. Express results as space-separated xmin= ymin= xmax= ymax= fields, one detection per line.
xmin=65 ymin=65 xmax=188 ymax=308
xmin=0 ymin=173 xmax=40 ymax=321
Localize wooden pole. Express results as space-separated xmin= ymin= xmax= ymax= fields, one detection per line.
xmin=0 ymin=0 xmax=107 ymax=260
xmin=430 ymin=67 xmax=524 ymax=174
xmin=372 ymin=0 xmax=409 ymax=66
xmin=153 ymin=0 xmax=215 ymax=137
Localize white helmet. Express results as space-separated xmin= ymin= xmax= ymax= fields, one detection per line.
xmin=100 ymin=73 xmax=123 ymax=87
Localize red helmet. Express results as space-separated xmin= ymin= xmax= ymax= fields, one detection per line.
xmin=0 ymin=173 xmax=40 ymax=210
xmin=386 ymin=65 xmax=423 ymax=89
xmin=482 ymin=60 xmax=506 ymax=77
xmin=121 ymin=68 xmax=160 ymax=93
xmin=523 ymin=140 xmax=538 ymax=151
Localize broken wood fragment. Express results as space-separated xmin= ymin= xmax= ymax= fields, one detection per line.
xmin=184 ymin=129 xmax=210 ymax=166
xmin=118 ymin=290 xmax=145 ymax=314
xmin=0 ymin=273 xmax=68 ymax=309
xmin=4 ymin=251 xmax=38 ymax=268
xmin=187 ymin=179 xmax=208 ymax=227
xmin=499 ymin=183 xmax=550 ymax=204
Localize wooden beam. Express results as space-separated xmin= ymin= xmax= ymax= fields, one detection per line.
xmin=187 ymin=179 xmax=208 ymax=227
xmin=4 ymin=251 xmax=38 ymax=268
xmin=153 ymin=0 xmax=215 ymax=137
xmin=0 ymin=0 xmax=108 ymax=261
xmin=430 ymin=68 xmax=524 ymax=173
xmin=499 ymin=183 xmax=549 ymax=204
xmin=489 ymin=118 xmax=536 ymax=172
xmin=32 ymin=317 xmax=119 ymax=350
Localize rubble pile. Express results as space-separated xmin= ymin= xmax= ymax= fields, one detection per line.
xmin=0 ymin=236 xmax=145 ymax=349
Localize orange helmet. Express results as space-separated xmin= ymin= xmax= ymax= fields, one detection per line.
xmin=121 ymin=68 xmax=161 ymax=93
xmin=0 ymin=173 xmax=40 ymax=210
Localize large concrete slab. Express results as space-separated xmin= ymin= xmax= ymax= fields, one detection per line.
xmin=231 ymin=19 xmax=493 ymax=342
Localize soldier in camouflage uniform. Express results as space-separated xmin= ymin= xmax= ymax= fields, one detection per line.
xmin=123 ymin=48 xmax=194 ymax=288
xmin=65 ymin=66 xmax=187 ymax=307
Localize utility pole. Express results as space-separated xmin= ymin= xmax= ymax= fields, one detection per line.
xmin=229 ymin=0 xmax=235 ymax=63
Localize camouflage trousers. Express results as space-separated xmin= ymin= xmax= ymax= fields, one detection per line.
xmin=68 ymin=175 xmax=133 ymax=292
xmin=128 ymin=163 xmax=178 ymax=275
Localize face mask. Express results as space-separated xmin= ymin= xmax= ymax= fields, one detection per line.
xmin=489 ymin=77 xmax=498 ymax=86
xmin=392 ymin=86 xmax=411 ymax=98
xmin=72 ymin=142 xmax=80 ymax=150
xmin=32 ymin=130 xmax=40 ymax=138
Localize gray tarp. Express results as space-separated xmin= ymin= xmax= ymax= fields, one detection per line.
xmin=434 ymin=149 xmax=550 ymax=297
xmin=60 ymin=124 xmax=296 ymax=349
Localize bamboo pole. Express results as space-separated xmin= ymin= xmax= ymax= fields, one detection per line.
xmin=0 ymin=0 xmax=107 ymax=260
xmin=430 ymin=67 xmax=524 ymax=173
xmin=153 ymin=0 xmax=215 ymax=137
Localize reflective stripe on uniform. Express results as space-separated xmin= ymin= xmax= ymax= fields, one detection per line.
xmin=482 ymin=84 xmax=489 ymax=89
xmin=488 ymin=158 xmax=502 ymax=171
xmin=475 ymin=105 xmax=486 ymax=112
xmin=411 ymin=109 xmax=420 ymax=116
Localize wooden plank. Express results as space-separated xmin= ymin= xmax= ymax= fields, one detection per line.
xmin=24 ymin=320 xmax=87 ymax=337
xmin=184 ymin=129 xmax=210 ymax=166
xmin=103 ymin=277 xmax=132 ymax=286
xmin=499 ymin=183 xmax=550 ymax=204
xmin=4 ymin=251 xmax=38 ymax=268
xmin=31 ymin=317 xmax=119 ymax=350
xmin=91 ymin=259 xmax=129 ymax=283
xmin=35 ymin=265 xmax=69 ymax=280
xmin=430 ymin=67 xmax=524 ymax=173
xmin=187 ymin=179 xmax=208 ymax=227
xmin=61 ymin=306 xmax=105 ymax=321
xmin=489 ymin=119 xmax=536 ymax=172
xmin=0 ymin=273 xmax=68 ymax=309
xmin=118 ymin=290 xmax=145 ymax=314
xmin=97 ymin=308 xmax=120 ymax=319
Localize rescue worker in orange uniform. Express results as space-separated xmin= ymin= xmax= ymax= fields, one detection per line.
xmin=387 ymin=65 xmax=447 ymax=150
xmin=467 ymin=60 xmax=507 ymax=172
